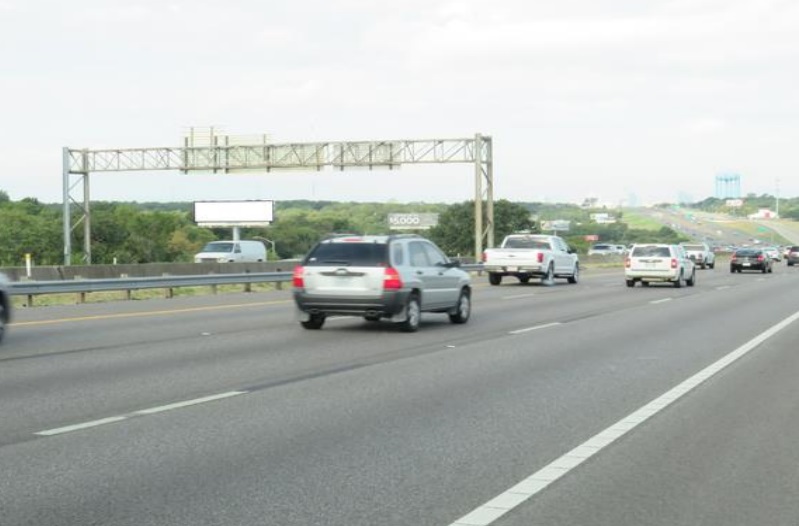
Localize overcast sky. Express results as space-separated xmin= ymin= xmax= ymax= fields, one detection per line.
xmin=1 ymin=0 xmax=797 ymax=206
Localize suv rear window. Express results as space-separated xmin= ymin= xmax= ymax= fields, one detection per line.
xmin=304 ymin=242 xmax=388 ymax=267
xmin=632 ymin=246 xmax=671 ymax=257
xmin=682 ymin=245 xmax=704 ymax=251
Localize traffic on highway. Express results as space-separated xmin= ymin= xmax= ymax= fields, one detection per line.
xmin=2 ymin=253 xmax=799 ymax=525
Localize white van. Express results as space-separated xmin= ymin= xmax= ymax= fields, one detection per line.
xmin=194 ymin=240 xmax=267 ymax=263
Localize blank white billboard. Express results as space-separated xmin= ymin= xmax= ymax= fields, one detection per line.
xmin=194 ymin=200 xmax=274 ymax=226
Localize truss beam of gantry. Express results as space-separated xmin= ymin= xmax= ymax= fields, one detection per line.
xmin=63 ymin=134 xmax=494 ymax=265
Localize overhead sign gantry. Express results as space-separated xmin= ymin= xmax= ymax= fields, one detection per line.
xmin=62 ymin=132 xmax=493 ymax=265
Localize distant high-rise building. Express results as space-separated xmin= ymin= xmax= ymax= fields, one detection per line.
xmin=715 ymin=173 xmax=741 ymax=199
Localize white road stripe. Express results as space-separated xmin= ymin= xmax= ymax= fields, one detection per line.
xmin=35 ymin=391 xmax=249 ymax=437
xmin=502 ymin=293 xmax=537 ymax=300
xmin=450 ymin=308 xmax=799 ymax=526
xmin=509 ymin=322 xmax=561 ymax=335
xmin=36 ymin=416 xmax=128 ymax=436
xmin=135 ymin=391 xmax=248 ymax=415
xmin=650 ymin=298 xmax=673 ymax=304
xmin=715 ymin=285 xmax=731 ymax=290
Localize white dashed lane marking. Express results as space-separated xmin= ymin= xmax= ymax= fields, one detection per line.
xmin=508 ymin=322 xmax=562 ymax=335
xmin=650 ymin=298 xmax=673 ymax=305
xmin=35 ymin=391 xmax=248 ymax=437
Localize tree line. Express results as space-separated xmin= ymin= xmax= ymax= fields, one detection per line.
xmin=0 ymin=189 xmax=687 ymax=267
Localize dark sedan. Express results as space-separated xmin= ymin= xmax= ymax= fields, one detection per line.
xmin=730 ymin=248 xmax=773 ymax=273
xmin=786 ymin=246 xmax=799 ymax=267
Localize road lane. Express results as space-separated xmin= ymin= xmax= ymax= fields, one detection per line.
xmin=0 ymin=266 xmax=798 ymax=525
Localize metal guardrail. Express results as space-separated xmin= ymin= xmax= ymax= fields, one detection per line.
xmin=8 ymin=264 xmax=484 ymax=298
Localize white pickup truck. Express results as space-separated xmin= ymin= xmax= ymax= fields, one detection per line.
xmin=481 ymin=234 xmax=580 ymax=286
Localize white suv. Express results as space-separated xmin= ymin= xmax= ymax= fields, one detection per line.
xmin=293 ymin=234 xmax=472 ymax=332
xmin=625 ymin=244 xmax=696 ymax=288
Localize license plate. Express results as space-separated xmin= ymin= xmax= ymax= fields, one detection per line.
xmin=506 ymin=266 xmax=518 ymax=272
xmin=743 ymin=263 xmax=751 ymax=266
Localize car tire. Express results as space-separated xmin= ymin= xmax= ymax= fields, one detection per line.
xmin=626 ymin=279 xmax=635 ymax=288
xmin=300 ymin=314 xmax=326 ymax=330
xmin=568 ymin=264 xmax=579 ymax=284
xmin=761 ymin=266 xmax=768 ymax=274
xmin=364 ymin=315 xmax=381 ymax=322
xmin=0 ymin=304 xmax=5 ymax=343
xmin=642 ymin=281 xmax=650 ymax=287
xmin=519 ymin=275 xmax=531 ymax=284
xmin=788 ymin=262 xmax=794 ymax=267
xmin=449 ymin=288 xmax=471 ymax=324
xmin=673 ymin=272 xmax=683 ymax=288
xmin=399 ymin=295 xmax=421 ymax=333
xmin=687 ymin=270 xmax=696 ymax=286
xmin=541 ymin=264 xmax=555 ymax=286
xmin=488 ymin=273 xmax=502 ymax=286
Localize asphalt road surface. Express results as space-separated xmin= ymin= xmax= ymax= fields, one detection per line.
xmin=2 ymin=264 xmax=799 ymax=526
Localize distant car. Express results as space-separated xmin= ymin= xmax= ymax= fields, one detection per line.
xmin=625 ymin=244 xmax=696 ymax=288
xmin=680 ymin=242 xmax=716 ymax=269
xmin=0 ymin=272 xmax=11 ymax=344
xmin=588 ymin=244 xmax=622 ymax=256
xmin=292 ymin=234 xmax=471 ymax=332
xmin=730 ymin=248 xmax=772 ymax=273
xmin=786 ymin=246 xmax=799 ymax=267
xmin=762 ymin=246 xmax=781 ymax=261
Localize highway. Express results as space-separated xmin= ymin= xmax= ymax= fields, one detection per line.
xmin=2 ymin=264 xmax=799 ymax=526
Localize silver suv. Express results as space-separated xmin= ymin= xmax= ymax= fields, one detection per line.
xmin=293 ymin=234 xmax=472 ymax=332
xmin=0 ymin=272 xmax=11 ymax=343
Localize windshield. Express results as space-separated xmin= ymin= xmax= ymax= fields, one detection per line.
xmin=201 ymin=242 xmax=235 ymax=253
xmin=682 ymin=245 xmax=704 ymax=251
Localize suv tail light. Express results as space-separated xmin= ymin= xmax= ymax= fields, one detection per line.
xmin=481 ymin=251 xmax=487 ymax=263
xmin=625 ymin=257 xmax=631 ymax=268
xmin=671 ymin=258 xmax=678 ymax=269
xmin=384 ymin=267 xmax=403 ymax=290
xmin=292 ymin=265 xmax=305 ymax=288
xmin=757 ymin=255 xmax=764 ymax=261
xmin=537 ymin=252 xmax=544 ymax=263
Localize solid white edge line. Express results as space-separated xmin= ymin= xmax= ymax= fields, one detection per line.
xmin=135 ymin=391 xmax=248 ymax=415
xmin=449 ymin=309 xmax=799 ymax=526
xmin=36 ymin=416 xmax=129 ymax=436
xmin=509 ymin=322 xmax=562 ymax=335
